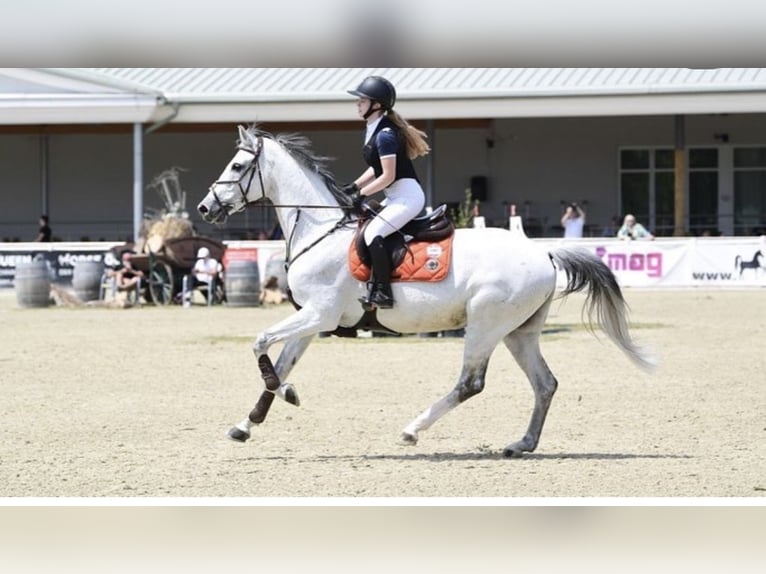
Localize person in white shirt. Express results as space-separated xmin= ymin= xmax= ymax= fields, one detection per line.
xmin=191 ymin=247 xmax=220 ymax=288
xmin=561 ymin=203 xmax=585 ymax=238
xmin=184 ymin=247 xmax=222 ymax=305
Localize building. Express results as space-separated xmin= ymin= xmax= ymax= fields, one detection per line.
xmin=2 ymin=68 xmax=766 ymax=242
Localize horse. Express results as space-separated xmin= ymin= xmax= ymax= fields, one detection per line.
xmin=197 ymin=125 xmax=655 ymax=458
xmin=734 ymin=250 xmax=764 ymax=277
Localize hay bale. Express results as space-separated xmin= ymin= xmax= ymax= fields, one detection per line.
xmin=142 ymin=216 xmax=194 ymax=254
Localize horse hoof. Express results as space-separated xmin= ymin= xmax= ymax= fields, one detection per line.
xmin=227 ymin=427 xmax=251 ymax=442
xmin=282 ymin=384 xmax=301 ymax=407
xmin=502 ymin=447 xmax=524 ymax=459
xmin=400 ymin=432 xmax=418 ymax=445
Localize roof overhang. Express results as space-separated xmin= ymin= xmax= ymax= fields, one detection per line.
xmin=2 ymin=88 xmax=766 ymax=126
xmin=0 ymin=93 xmax=161 ymax=124
xmin=166 ymin=91 xmax=766 ymax=123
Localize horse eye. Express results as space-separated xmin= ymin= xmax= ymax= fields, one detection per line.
xmin=232 ymin=163 xmax=243 ymax=171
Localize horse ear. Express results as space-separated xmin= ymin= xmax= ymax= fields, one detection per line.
xmin=238 ymin=125 xmax=251 ymax=147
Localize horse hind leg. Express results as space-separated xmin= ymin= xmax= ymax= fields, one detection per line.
xmin=502 ymin=311 xmax=558 ymax=458
xmin=400 ymin=353 xmax=491 ymax=446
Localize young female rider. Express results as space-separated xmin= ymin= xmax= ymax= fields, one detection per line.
xmin=343 ymin=75 xmax=430 ymax=310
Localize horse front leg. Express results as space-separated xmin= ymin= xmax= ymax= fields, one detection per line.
xmin=227 ymin=336 xmax=312 ymax=442
xmin=227 ymin=308 xmax=334 ymax=442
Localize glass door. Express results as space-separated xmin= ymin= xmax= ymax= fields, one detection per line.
xmin=733 ymin=147 xmax=766 ymax=236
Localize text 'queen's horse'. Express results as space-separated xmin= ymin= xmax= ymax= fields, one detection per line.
xmin=197 ymin=125 xmax=656 ymax=457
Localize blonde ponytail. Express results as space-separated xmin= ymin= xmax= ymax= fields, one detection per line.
xmin=387 ymin=110 xmax=430 ymax=159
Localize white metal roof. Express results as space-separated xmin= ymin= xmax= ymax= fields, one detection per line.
xmin=2 ymin=68 xmax=766 ymax=124
xmin=59 ymin=67 xmax=766 ymax=100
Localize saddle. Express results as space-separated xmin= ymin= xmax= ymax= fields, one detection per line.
xmin=349 ymin=202 xmax=455 ymax=283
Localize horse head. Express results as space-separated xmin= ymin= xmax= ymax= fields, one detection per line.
xmin=198 ymin=125 xmax=266 ymax=223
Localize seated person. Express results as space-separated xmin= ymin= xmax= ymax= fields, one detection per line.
xmin=188 ymin=247 xmax=222 ymax=303
xmin=259 ymin=275 xmax=287 ymax=305
xmin=110 ymin=251 xmax=144 ymax=291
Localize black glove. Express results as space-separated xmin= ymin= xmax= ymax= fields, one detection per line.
xmin=350 ymin=192 xmax=364 ymax=212
xmin=341 ymin=182 xmax=359 ymax=195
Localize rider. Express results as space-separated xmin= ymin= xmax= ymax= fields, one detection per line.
xmin=343 ymin=75 xmax=430 ymax=310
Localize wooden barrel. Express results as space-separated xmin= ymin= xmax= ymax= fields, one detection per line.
xmin=225 ymin=260 xmax=261 ymax=307
xmin=14 ymin=261 xmax=51 ymax=308
xmin=72 ymin=260 xmax=105 ymax=302
xmin=264 ymin=253 xmax=288 ymax=292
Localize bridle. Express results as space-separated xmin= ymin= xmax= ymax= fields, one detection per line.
xmin=208 ymin=136 xmax=265 ymax=217
xmin=208 ymin=135 xmax=357 ymax=269
xmin=210 ymin=135 xmax=356 ymax=213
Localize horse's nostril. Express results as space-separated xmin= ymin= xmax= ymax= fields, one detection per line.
xmin=198 ymin=205 xmax=208 ymax=214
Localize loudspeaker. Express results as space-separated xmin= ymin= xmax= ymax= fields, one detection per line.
xmin=470 ymin=175 xmax=488 ymax=202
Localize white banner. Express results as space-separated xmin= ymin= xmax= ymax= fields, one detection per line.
xmin=1 ymin=237 xmax=764 ymax=289
xmin=535 ymin=236 xmax=766 ymax=288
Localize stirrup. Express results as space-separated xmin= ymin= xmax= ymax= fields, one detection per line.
xmin=359 ymin=285 xmax=393 ymax=310
xmin=369 ymin=290 xmax=393 ymax=309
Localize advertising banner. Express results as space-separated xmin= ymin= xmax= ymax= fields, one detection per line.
xmin=535 ymin=236 xmax=766 ymax=288
xmin=686 ymin=238 xmax=766 ymax=287
xmin=0 ymin=243 xmax=120 ymax=287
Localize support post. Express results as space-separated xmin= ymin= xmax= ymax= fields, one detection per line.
xmin=39 ymin=134 xmax=49 ymax=218
xmin=133 ymin=123 xmax=143 ymax=243
xmin=674 ymin=115 xmax=686 ymax=237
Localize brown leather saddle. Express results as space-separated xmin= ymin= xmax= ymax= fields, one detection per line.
xmin=353 ymin=202 xmax=455 ymax=267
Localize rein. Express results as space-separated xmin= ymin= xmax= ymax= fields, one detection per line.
xmin=285 ymin=210 xmax=356 ymax=270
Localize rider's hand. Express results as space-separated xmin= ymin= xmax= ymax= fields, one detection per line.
xmin=350 ymin=192 xmax=365 ymax=212
xmin=341 ymin=182 xmax=359 ymax=195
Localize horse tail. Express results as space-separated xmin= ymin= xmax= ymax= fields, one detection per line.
xmin=549 ymin=246 xmax=657 ymax=373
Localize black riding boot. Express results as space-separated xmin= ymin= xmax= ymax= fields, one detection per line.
xmin=361 ymin=236 xmax=394 ymax=310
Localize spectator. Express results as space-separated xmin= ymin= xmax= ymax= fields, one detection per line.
xmin=36 ymin=215 xmax=52 ymax=242
xmin=560 ymin=203 xmax=585 ymax=238
xmin=259 ymin=275 xmax=287 ymax=305
xmin=470 ymin=203 xmax=486 ymax=228
xmin=617 ymin=214 xmax=654 ymax=241
xmin=187 ymin=247 xmax=222 ymax=304
xmin=601 ymin=215 xmax=619 ymax=237
xmin=267 ymin=222 xmax=284 ymax=240
xmin=110 ymin=251 xmax=144 ymax=291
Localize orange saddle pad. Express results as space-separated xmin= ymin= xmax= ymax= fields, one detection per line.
xmin=349 ymin=235 xmax=454 ymax=283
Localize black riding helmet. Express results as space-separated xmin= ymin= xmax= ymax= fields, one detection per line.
xmin=347 ymin=76 xmax=396 ymax=118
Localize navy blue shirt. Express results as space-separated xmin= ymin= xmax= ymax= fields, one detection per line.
xmin=362 ymin=116 xmax=420 ymax=183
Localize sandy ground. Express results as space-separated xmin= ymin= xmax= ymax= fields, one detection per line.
xmin=0 ymin=287 xmax=763 ymax=499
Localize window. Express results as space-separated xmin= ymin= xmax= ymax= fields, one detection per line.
xmin=733 ymin=147 xmax=766 ymax=235
xmin=619 ymin=148 xmax=674 ymax=236
xmin=688 ymin=148 xmax=718 ymax=234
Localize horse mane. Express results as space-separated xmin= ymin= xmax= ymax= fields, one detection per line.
xmin=240 ymin=124 xmax=354 ymax=208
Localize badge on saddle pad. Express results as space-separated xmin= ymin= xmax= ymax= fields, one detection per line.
xmin=348 ymin=235 xmax=454 ymax=283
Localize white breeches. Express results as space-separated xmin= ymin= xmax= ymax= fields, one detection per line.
xmin=363 ymin=178 xmax=425 ymax=245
